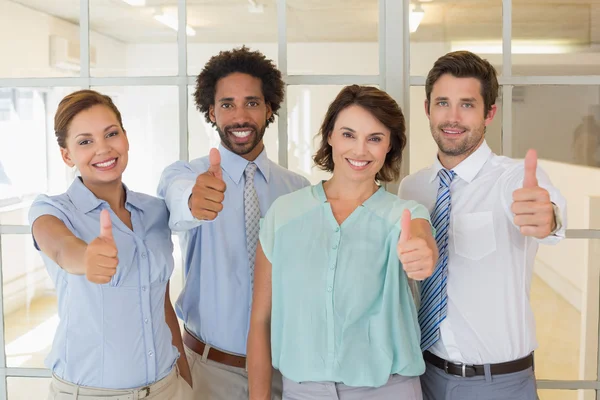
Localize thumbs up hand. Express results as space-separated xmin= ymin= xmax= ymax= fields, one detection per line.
xmin=511 ymin=149 xmax=555 ymax=238
xmin=397 ymin=209 xmax=436 ymax=281
xmin=189 ymin=148 xmax=227 ymax=221
xmin=84 ymin=209 xmax=119 ymax=284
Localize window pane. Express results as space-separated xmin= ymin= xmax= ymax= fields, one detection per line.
xmin=513 ymin=3 xmax=600 ymax=76
xmin=286 ymin=0 xmax=379 ymax=75
xmin=537 ymin=390 xmax=596 ymax=400
xmin=408 ymin=86 xmax=503 ymax=174
xmin=91 ymin=1 xmax=177 ymax=77
xmin=92 ymin=86 xmax=180 ymax=196
xmin=511 ymin=85 xmax=600 ymax=229
xmin=187 ymin=86 xmax=280 ymax=165
xmin=187 ymin=2 xmax=277 ymax=76
xmin=2 ymin=234 xmax=56 ymax=369
xmin=533 ymin=237 xmax=600 ymax=382
xmin=8 ymin=377 xmax=52 ymax=400
xmin=410 ymin=1 xmax=503 ymax=76
xmin=0 ymin=87 xmax=79 ymax=207
xmin=0 ymin=0 xmax=80 ymax=78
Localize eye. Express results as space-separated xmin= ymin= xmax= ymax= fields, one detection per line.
xmin=462 ymin=103 xmax=474 ymax=108
xmin=106 ymin=131 xmax=119 ymax=138
xmin=248 ymin=101 xmax=259 ymax=107
xmin=78 ymin=139 xmax=91 ymax=146
xmin=342 ymin=132 xmax=353 ymax=138
xmin=221 ymin=103 xmax=232 ymax=109
xmin=369 ymin=137 xmax=382 ymax=143
xmin=437 ymin=101 xmax=448 ymax=107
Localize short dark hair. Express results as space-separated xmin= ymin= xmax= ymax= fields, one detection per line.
xmin=54 ymin=89 xmax=124 ymax=148
xmin=426 ymin=51 xmax=499 ymax=116
xmin=193 ymin=46 xmax=284 ymax=127
xmin=313 ymin=85 xmax=406 ymax=183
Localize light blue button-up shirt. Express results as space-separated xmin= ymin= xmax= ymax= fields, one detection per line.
xmin=157 ymin=145 xmax=310 ymax=355
xmin=260 ymin=183 xmax=430 ymax=387
xmin=28 ymin=178 xmax=179 ymax=389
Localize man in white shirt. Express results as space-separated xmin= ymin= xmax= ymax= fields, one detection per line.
xmin=399 ymin=51 xmax=566 ymax=400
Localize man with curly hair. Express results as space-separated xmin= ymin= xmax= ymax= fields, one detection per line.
xmin=157 ymin=47 xmax=310 ymax=399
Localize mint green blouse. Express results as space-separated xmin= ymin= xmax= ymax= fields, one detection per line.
xmin=259 ymin=182 xmax=430 ymax=387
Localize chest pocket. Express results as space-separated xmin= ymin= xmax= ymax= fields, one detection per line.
xmin=452 ymin=212 xmax=497 ymax=261
xmin=144 ymin=231 xmax=174 ymax=284
xmin=109 ymin=237 xmax=137 ymax=288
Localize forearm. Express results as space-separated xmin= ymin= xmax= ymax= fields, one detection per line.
xmin=55 ymin=236 xmax=88 ymax=275
xmin=247 ymin=320 xmax=273 ymax=400
xmin=165 ymin=291 xmax=192 ymax=386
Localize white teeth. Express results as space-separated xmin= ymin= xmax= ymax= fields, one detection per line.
xmin=231 ymin=130 xmax=251 ymax=138
xmin=95 ymin=159 xmax=116 ymax=168
xmin=348 ymin=159 xmax=369 ymax=167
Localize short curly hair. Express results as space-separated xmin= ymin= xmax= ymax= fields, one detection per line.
xmin=193 ymin=46 xmax=284 ymax=128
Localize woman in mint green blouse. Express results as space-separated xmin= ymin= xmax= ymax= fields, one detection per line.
xmin=247 ymin=85 xmax=438 ymax=400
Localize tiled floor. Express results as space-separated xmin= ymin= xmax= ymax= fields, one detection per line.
xmin=2 ymin=274 xmax=590 ymax=399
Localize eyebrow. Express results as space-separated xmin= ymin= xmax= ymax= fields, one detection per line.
xmin=218 ymin=96 xmax=262 ymax=102
xmin=74 ymin=124 xmax=118 ymax=140
xmin=340 ymin=127 xmax=386 ymax=136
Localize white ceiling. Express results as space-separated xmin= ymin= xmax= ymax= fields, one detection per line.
xmin=7 ymin=0 xmax=600 ymax=46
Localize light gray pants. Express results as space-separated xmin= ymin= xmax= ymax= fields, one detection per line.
xmin=421 ymin=361 xmax=538 ymax=400
xmin=282 ymin=374 xmax=423 ymax=400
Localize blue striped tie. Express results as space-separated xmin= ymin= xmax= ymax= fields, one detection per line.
xmin=418 ymin=168 xmax=455 ymax=351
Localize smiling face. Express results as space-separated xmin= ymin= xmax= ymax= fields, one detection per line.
xmin=327 ymin=104 xmax=391 ymax=184
xmin=60 ymin=104 xmax=129 ymax=187
xmin=426 ymin=73 xmax=497 ymax=166
xmin=209 ymin=72 xmax=273 ymax=161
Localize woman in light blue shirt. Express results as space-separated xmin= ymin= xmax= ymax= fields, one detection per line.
xmin=247 ymin=85 xmax=439 ymax=400
xmin=28 ymin=90 xmax=192 ymax=399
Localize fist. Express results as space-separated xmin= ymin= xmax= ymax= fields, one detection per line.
xmin=84 ymin=209 xmax=118 ymax=284
xmin=189 ymin=148 xmax=227 ymax=221
xmin=397 ymin=209 xmax=436 ymax=281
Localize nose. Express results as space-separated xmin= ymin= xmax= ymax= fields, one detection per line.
xmin=232 ymin=105 xmax=251 ymax=124
xmin=95 ymin=137 xmax=111 ymax=155
xmin=353 ymin=137 xmax=368 ymax=156
xmin=447 ymin=105 xmax=462 ymax=123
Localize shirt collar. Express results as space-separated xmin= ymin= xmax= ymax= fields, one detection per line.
xmin=219 ymin=144 xmax=271 ymax=184
xmin=315 ymin=180 xmax=385 ymax=207
xmin=67 ymin=177 xmax=143 ymax=213
xmin=428 ymin=140 xmax=492 ymax=184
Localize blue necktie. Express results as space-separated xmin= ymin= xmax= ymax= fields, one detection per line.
xmin=244 ymin=163 xmax=260 ymax=286
xmin=418 ymin=168 xmax=455 ymax=351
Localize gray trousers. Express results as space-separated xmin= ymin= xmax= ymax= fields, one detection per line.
xmin=282 ymin=374 xmax=423 ymax=400
xmin=421 ymin=361 xmax=538 ymax=400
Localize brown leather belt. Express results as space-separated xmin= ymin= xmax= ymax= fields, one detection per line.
xmin=424 ymin=351 xmax=534 ymax=378
xmin=183 ymin=327 xmax=246 ymax=369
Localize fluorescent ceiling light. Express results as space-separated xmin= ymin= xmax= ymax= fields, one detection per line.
xmin=410 ymin=4 xmax=425 ymax=33
xmin=121 ymin=0 xmax=146 ymax=6
xmin=451 ymin=41 xmax=577 ymax=54
xmin=154 ymin=13 xmax=196 ymax=36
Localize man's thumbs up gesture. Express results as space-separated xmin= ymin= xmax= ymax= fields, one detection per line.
xmin=84 ymin=209 xmax=119 ymax=284
xmin=511 ymin=149 xmax=556 ymax=238
xmin=189 ymin=148 xmax=227 ymax=221
xmin=397 ymin=209 xmax=437 ymax=281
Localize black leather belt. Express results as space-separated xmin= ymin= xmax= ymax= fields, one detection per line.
xmin=424 ymin=351 xmax=534 ymax=378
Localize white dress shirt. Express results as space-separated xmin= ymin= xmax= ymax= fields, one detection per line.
xmin=399 ymin=141 xmax=567 ymax=365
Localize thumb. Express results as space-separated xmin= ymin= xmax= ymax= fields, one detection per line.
xmin=399 ymin=209 xmax=412 ymax=243
xmin=207 ymin=148 xmax=222 ymax=180
xmin=523 ymin=149 xmax=538 ymax=188
xmin=99 ymin=209 xmax=113 ymax=241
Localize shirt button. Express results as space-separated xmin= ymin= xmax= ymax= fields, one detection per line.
xmin=148 ymin=351 xmax=154 ymax=357
xmin=330 ymin=265 xmax=335 ymax=270
xmin=335 ymin=227 xmax=340 ymax=232
xmin=327 ymin=286 xmax=332 ymax=292
xmin=332 ymin=244 xmax=338 ymax=250
xmin=142 ymin=286 xmax=147 ymax=291
xmin=144 ymin=318 xmax=149 ymax=324
xmin=141 ymin=253 xmax=147 ymax=259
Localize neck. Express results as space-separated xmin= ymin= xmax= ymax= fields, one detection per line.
xmin=323 ymin=174 xmax=379 ymax=203
xmin=438 ymin=138 xmax=485 ymax=170
xmin=82 ymin=178 xmax=126 ymax=212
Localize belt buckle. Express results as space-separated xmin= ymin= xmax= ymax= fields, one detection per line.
xmin=443 ymin=360 xmax=472 ymax=378
xmin=140 ymin=386 xmax=150 ymax=398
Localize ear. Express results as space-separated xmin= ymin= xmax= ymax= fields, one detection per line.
xmin=60 ymin=147 xmax=75 ymax=168
xmin=484 ymin=104 xmax=498 ymax=126
xmin=266 ymin=103 xmax=273 ymax=121
xmin=424 ymin=99 xmax=430 ymax=118
xmin=209 ymin=105 xmax=216 ymax=123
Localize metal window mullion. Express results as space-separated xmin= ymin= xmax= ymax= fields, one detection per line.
xmin=178 ymin=0 xmax=188 ymax=162
xmin=378 ymin=0 xmax=386 ymax=90
xmin=277 ymin=0 xmax=288 ymax=168
xmin=0 ymin=235 xmax=6 ymax=400
xmin=501 ymin=0 xmax=512 ymax=157
xmin=79 ymin=0 xmax=90 ymax=88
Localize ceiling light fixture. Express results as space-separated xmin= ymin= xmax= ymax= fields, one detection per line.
xmin=154 ymin=13 xmax=196 ymax=36
xmin=410 ymin=3 xmax=425 ymax=33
